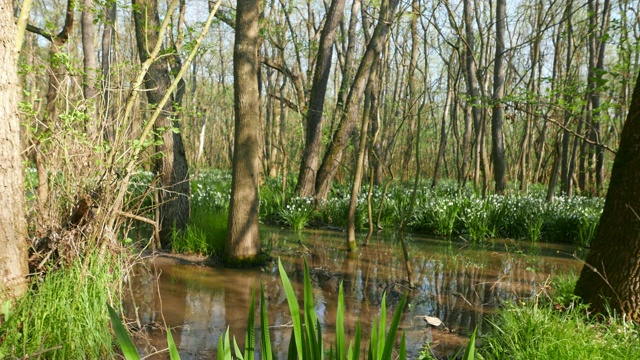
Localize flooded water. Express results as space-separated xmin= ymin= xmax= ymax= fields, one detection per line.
xmin=125 ymin=227 xmax=584 ymax=359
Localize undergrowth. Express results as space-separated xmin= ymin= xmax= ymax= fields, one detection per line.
xmin=171 ymin=207 xmax=227 ymax=256
xmin=184 ymin=171 xmax=603 ymax=246
xmin=0 ymin=251 xmax=123 ymax=359
xmin=480 ymin=274 xmax=640 ymax=359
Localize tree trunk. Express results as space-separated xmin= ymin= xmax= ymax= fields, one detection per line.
xmin=560 ymin=0 xmax=574 ymax=195
xmin=0 ymin=1 xmax=29 ymax=301
xmin=100 ymin=0 xmax=116 ymax=141
xmin=432 ymin=63 xmax=454 ymax=188
xmin=346 ymin=58 xmax=379 ymax=251
xmin=314 ymin=0 xmax=400 ymax=201
xmin=574 ymin=71 xmax=640 ymax=322
xmin=226 ymin=0 xmax=262 ymax=262
xmin=296 ymin=0 xmax=346 ymax=198
xmin=491 ymin=0 xmax=507 ymax=194
xmin=400 ymin=0 xmax=419 ymax=181
xmin=81 ymin=0 xmax=99 ymax=134
xmin=132 ymin=0 xmax=190 ymax=249
xmin=462 ymin=0 xmax=482 ymax=190
xmin=587 ymin=0 xmax=611 ymax=195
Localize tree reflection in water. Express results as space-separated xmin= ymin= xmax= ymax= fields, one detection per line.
xmin=126 ymin=227 xmax=581 ymax=359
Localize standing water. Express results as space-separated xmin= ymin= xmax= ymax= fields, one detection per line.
xmin=125 ymin=227 xmax=583 ymax=359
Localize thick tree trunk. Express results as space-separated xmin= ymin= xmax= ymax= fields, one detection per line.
xmin=226 ymin=0 xmax=262 ymax=262
xmin=574 ymin=71 xmax=640 ymax=322
xmin=296 ymin=0 xmax=346 ymax=198
xmin=314 ymin=0 xmax=400 ymax=201
xmin=132 ymin=0 xmax=190 ymax=248
xmin=0 ymin=2 xmax=29 ymax=301
xmin=491 ymin=0 xmax=507 ymax=194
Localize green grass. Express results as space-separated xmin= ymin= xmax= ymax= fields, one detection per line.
xmin=480 ymin=275 xmax=640 ymax=360
xmin=0 ymin=251 xmax=122 ymax=359
xmin=172 ymin=171 xmax=604 ymax=246
xmin=172 ymin=207 xmax=228 ymax=256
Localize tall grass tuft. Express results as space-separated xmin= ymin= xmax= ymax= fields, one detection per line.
xmin=480 ymin=275 xmax=640 ymax=360
xmin=0 ymin=251 xmax=122 ymax=359
xmin=171 ymin=207 xmax=227 ymax=256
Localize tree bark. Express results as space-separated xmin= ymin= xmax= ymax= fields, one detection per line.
xmin=400 ymin=0 xmax=420 ymax=181
xmin=433 ymin=63 xmax=454 ymax=188
xmin=82 ymin=0 xmax=100 ymax=138
xmin=226 ymin=0 xmax=262 ymax=262
xmin=100 ymin=0 xmax=117 ymax=141
xmin=491 ymin=0 xmax=507 ymax=194
xmin=346 ymin=58 xmax=379 ymax=251
xmin=462 ymin=0 xmax=482 ymax=189
xmin=296 ymin=0 xmax=346 ymax=198
xmin=574 ymin=71 xmax=640 ymax=322
xmin=0 ymin=0 xmax=29 ymax=301
xmin=314 ymin=0 xmax=400 ymax=201
xmin=132 ymin=0 xmax=191 ymax=249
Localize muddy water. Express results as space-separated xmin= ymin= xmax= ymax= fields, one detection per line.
xmin=125 ymin=227 xmax=583 ymax=359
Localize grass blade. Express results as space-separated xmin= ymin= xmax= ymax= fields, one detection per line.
xmin=398 ymin=331 xmax=406 ymax=360
xmin=336 ymin=282 xmax=346 ymax=360
xmin=233 ymin=336 xmax=244 ymax=360
xmin=218 ymin=326 xmax=232 ymax=360
xmin=166 ymin=328 xmax=181 ymax=360
xmin=260 ymin=284 xmax=273 ymax=360
xmin=287 ymin=328 xmax=297 ymax=360
xmin=381 ymin=294 xmax=407 ymax=360
xmin=376 ymin=294 xmax=387 ymax=359
xmin=107 ymin=304 xmax=140 ymax=360
xmin=302 ymin=260 xmax=319 ymax=359
xmin=351 ymin=320 xmax=361 ymax=360
xmin=462 ymin=326 xmax=478 ymax=360
xmin=279 ymin=258 xmax=303 ymax=360
xmin=244 ymin=290 xmax=256 ymax=360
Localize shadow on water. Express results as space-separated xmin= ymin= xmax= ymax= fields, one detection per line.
xmin=124 ymin=227 xmax=583 ymax=359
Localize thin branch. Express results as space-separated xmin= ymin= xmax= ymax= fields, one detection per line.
xmin=268 ymin=92 xmax=302 ymax=115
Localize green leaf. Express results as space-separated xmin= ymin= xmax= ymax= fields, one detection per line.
xmin=166 ymin=328 xmax=181 ymax=360
xmin=381 ymin=294 xmax=407 ymax=360
xmin=107 ymin=304 xmax=140 ymax=360
xmin=233 ymin=336 xmax=244 ymax=360
xmin=302 ymin=260 xmax=320 ymax=359
xmin=462 ymin=326 xmax=478 ymax=360
xmin=279 ymin=258 xmax=303 ymax=360
xmin=399 ymin=332 xmax=406 ymax=360
xmin=336 ymin=282 xmax=346 ymax=360
xmin=287 ymin=329 xmax=297 ymax=360
xmin=244 ymin=290 xmax=255 ymax=360
xmin=260 ymin=284 xmax=273 ymax=360
xmin=218 ymin=327 xmax=232 ymax=360
xmin=218 ymin=333 xmax=225 ymax=359
xmin=376 ymin=294 xmax=387 ymax=359
xmin=351 ymin=321 xmax=361 ymax=360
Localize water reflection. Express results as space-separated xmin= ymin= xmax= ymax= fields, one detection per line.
xmin=126 ymin=228 xmax=582 ymax=359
